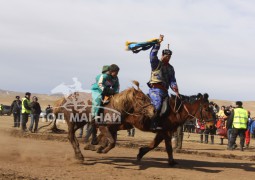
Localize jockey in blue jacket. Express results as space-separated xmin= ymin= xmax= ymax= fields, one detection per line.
xmin=91 ymin=64 xmax=120 ymax=122
xmin=148 ymin=35 xmax=179 ymax=130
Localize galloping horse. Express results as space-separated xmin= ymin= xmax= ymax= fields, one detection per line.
xmin=52 ymin=81 xmax=214 ymax=166
xmin=87 ymin=89 xmax=214 ymax=165
xmin=134 ymin=93 xmax=214 ymax=165
xmin=52 ymin=81 xmax=155 ymax=161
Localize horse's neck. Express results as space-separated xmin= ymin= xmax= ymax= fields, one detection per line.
xmin=169 ymin=100 xmax=199 ymax=125
xmin=108 ymin=92 xmax=133 ymax=112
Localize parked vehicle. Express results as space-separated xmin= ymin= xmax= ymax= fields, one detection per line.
xmin=40 ymin=111 xmax=47 ymax=118
xmin=0 ymin=105 xmax=12 ymax=116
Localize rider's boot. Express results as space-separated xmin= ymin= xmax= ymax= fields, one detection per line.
xmin=150 ymin=111 xmax=162 ymax=131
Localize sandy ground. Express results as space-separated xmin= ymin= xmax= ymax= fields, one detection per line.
xmin=0 ymin=115 xmax=255 ymax=180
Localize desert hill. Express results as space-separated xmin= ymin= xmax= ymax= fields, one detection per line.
xmin=0 ymin=89 xmax=254 ymax=117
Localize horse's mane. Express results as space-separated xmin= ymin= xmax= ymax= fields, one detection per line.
xmin=110 ymin=80 xmax=143 ymax=113
xmin=171 ymin=94 xmax=199 ymax=104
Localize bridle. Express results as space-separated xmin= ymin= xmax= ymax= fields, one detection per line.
xmin=173 ymin=95 xmax=208 ymax=121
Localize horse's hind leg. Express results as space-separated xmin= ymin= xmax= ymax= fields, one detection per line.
xmin=137 ymin=132 xmax=164 ymax=161
xmin=97 ymin=126 xmax=115 ymax=154
xmin=68 ymin=124 xmax=84 ymax=161
xmin=164 ymin=131 xmax=177 ymax=166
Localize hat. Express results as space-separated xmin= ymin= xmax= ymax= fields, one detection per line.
xmin=236 ymin=101 xmax=242 ymax=106
xmin=102 ymin=65 xmax=110 ymax=73
xmin=162 ymin=49 xmax=172 ymax=56
xmin=109 ymin=64 xmax=120 ymax=72
xmin=25 ymin=92 xmax=31 ymax=96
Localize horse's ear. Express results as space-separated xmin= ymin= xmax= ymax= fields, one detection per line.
xmin=132 ymin=80 xmax=140 ymax=90
xmin=203 ymin=93 xmax=209 ymax=100
xmin=197 ymin=93 xmax=202 ymax=99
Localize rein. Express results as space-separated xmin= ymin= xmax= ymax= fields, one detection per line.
xmin=174 ymin=94 xmax=203 ymax=120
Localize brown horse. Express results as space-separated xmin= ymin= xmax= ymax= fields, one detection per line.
xmin=51 ymin=81 xmax=214 ymax=166
xmin=117 ymin=93 xmax=214 ymax=166
xmin=84 ymin=88 xmax=214 ymax=165
xmin=52 ymin=81 xmax=155 ymax=161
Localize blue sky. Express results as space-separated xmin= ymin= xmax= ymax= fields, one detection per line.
xmin=0 ymin=0 xmax=254 ymax=101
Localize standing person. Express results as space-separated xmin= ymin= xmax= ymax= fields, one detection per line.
xmin=216 ymin=106 xmax=228 ymax=145
xmin=45 ymin=105 xmax=53 ymax=121
xmin=127 ymin=128 xmax=135 ymax=137
xmin=21 ymin=92 xmax=31 ymax=132
xmin=88 ymin=64 xmax=120 ymax=144
xmin=147 ymin=35 xmax=179 ymax=130
xmin=204 ymin=125 xmax=216 ymax=144
xmin=245 ymin=111 xmax=253 ymax=148
xmin=228 ymin=101 xmax=248 ymax=151
xmin=226 ymin=106 xmax=237 ymax=149
xmin=0 ymin=104 xmax=3 ymax=115
xmin=173 ymin=125 xmax=184 ymax=150
xmin=197 ymin=119 xmax=206 ymax=143
xmin=29 ymin=96 xmax=42 ymax=133
xmin=10 ymin=96 xmax=22 ymax=127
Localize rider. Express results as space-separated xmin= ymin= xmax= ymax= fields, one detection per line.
xmin=148 ymin=35 xmax=179 ymax=130
xmin=91 ymin=64 xmax=120 ymax=122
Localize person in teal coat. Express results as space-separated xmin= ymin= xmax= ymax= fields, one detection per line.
xmin=83 ymin=64 xmax=119 ymax=145
xmin=91 ymin=64 xmax=120 ymax=121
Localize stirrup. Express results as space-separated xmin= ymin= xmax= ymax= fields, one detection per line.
xmin=150 ymin=124 xmax=163 ymax=131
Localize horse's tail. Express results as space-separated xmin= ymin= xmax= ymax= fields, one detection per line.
xmin=37 ymin=115 xmax=57 ymax=132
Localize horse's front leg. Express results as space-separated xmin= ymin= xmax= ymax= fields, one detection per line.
xmin=164 ymin=131 xmax=178 ymax=166
xmin=68 ymin=123 xmax=84 ymax=161
xmin=96 ymin=126 xmax=115 ymax=154
xmin=137 ymin=132 xmax=164 ymax=161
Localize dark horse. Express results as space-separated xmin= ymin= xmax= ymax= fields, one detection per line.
xmin=135 ymin=93 xmax=215 ymax=165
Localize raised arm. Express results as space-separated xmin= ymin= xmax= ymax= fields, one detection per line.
xmin=150 ymin=35 xmax=164 ymax=70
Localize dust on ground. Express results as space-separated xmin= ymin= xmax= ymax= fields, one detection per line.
xmin=0 ymin=115 xmax=255 ymax=180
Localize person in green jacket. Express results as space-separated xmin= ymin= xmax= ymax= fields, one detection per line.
xmin=0 ymin=104 xmax=3 ymax=115
xmin=228 ymin=101 xmax=248 ymax=151
xmin=84 ymin=64 xmax=120 ymax=145
xmin=91 ymin=64 xmax=120 ymax=122
xmin=21 ymin=92 xmax=31 ymax=132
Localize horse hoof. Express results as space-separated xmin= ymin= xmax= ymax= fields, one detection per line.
xmin=96 ymin=146 xmax=104 ymax=154
xmin=101 ymin=149 xmax=108 ymax=154
xmin=168 ymin=160 xmax=178 ymax=166
xmin=84 ymin=144 xmax=96 ymax=151
xmin=84 ymin=144 xmax=91 ymax=150
xmin=75 ymin=155 xmax=84 ymax=162
xmin=137 ymin=154 xmax=142 ymax=161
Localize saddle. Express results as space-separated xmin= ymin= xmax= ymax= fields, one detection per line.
xmin=160 ymin=96 xmax=170 ymax=118
xmin=102 ymin=96 xmax=110 ymax=105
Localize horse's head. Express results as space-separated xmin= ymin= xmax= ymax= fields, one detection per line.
xmin=173 ymin=93 xmax=215 ymax=122
xmin=190 ymin=93 xmax=215 ymax=122
xmin=112 ymin=81 xmax=155 ymax=119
